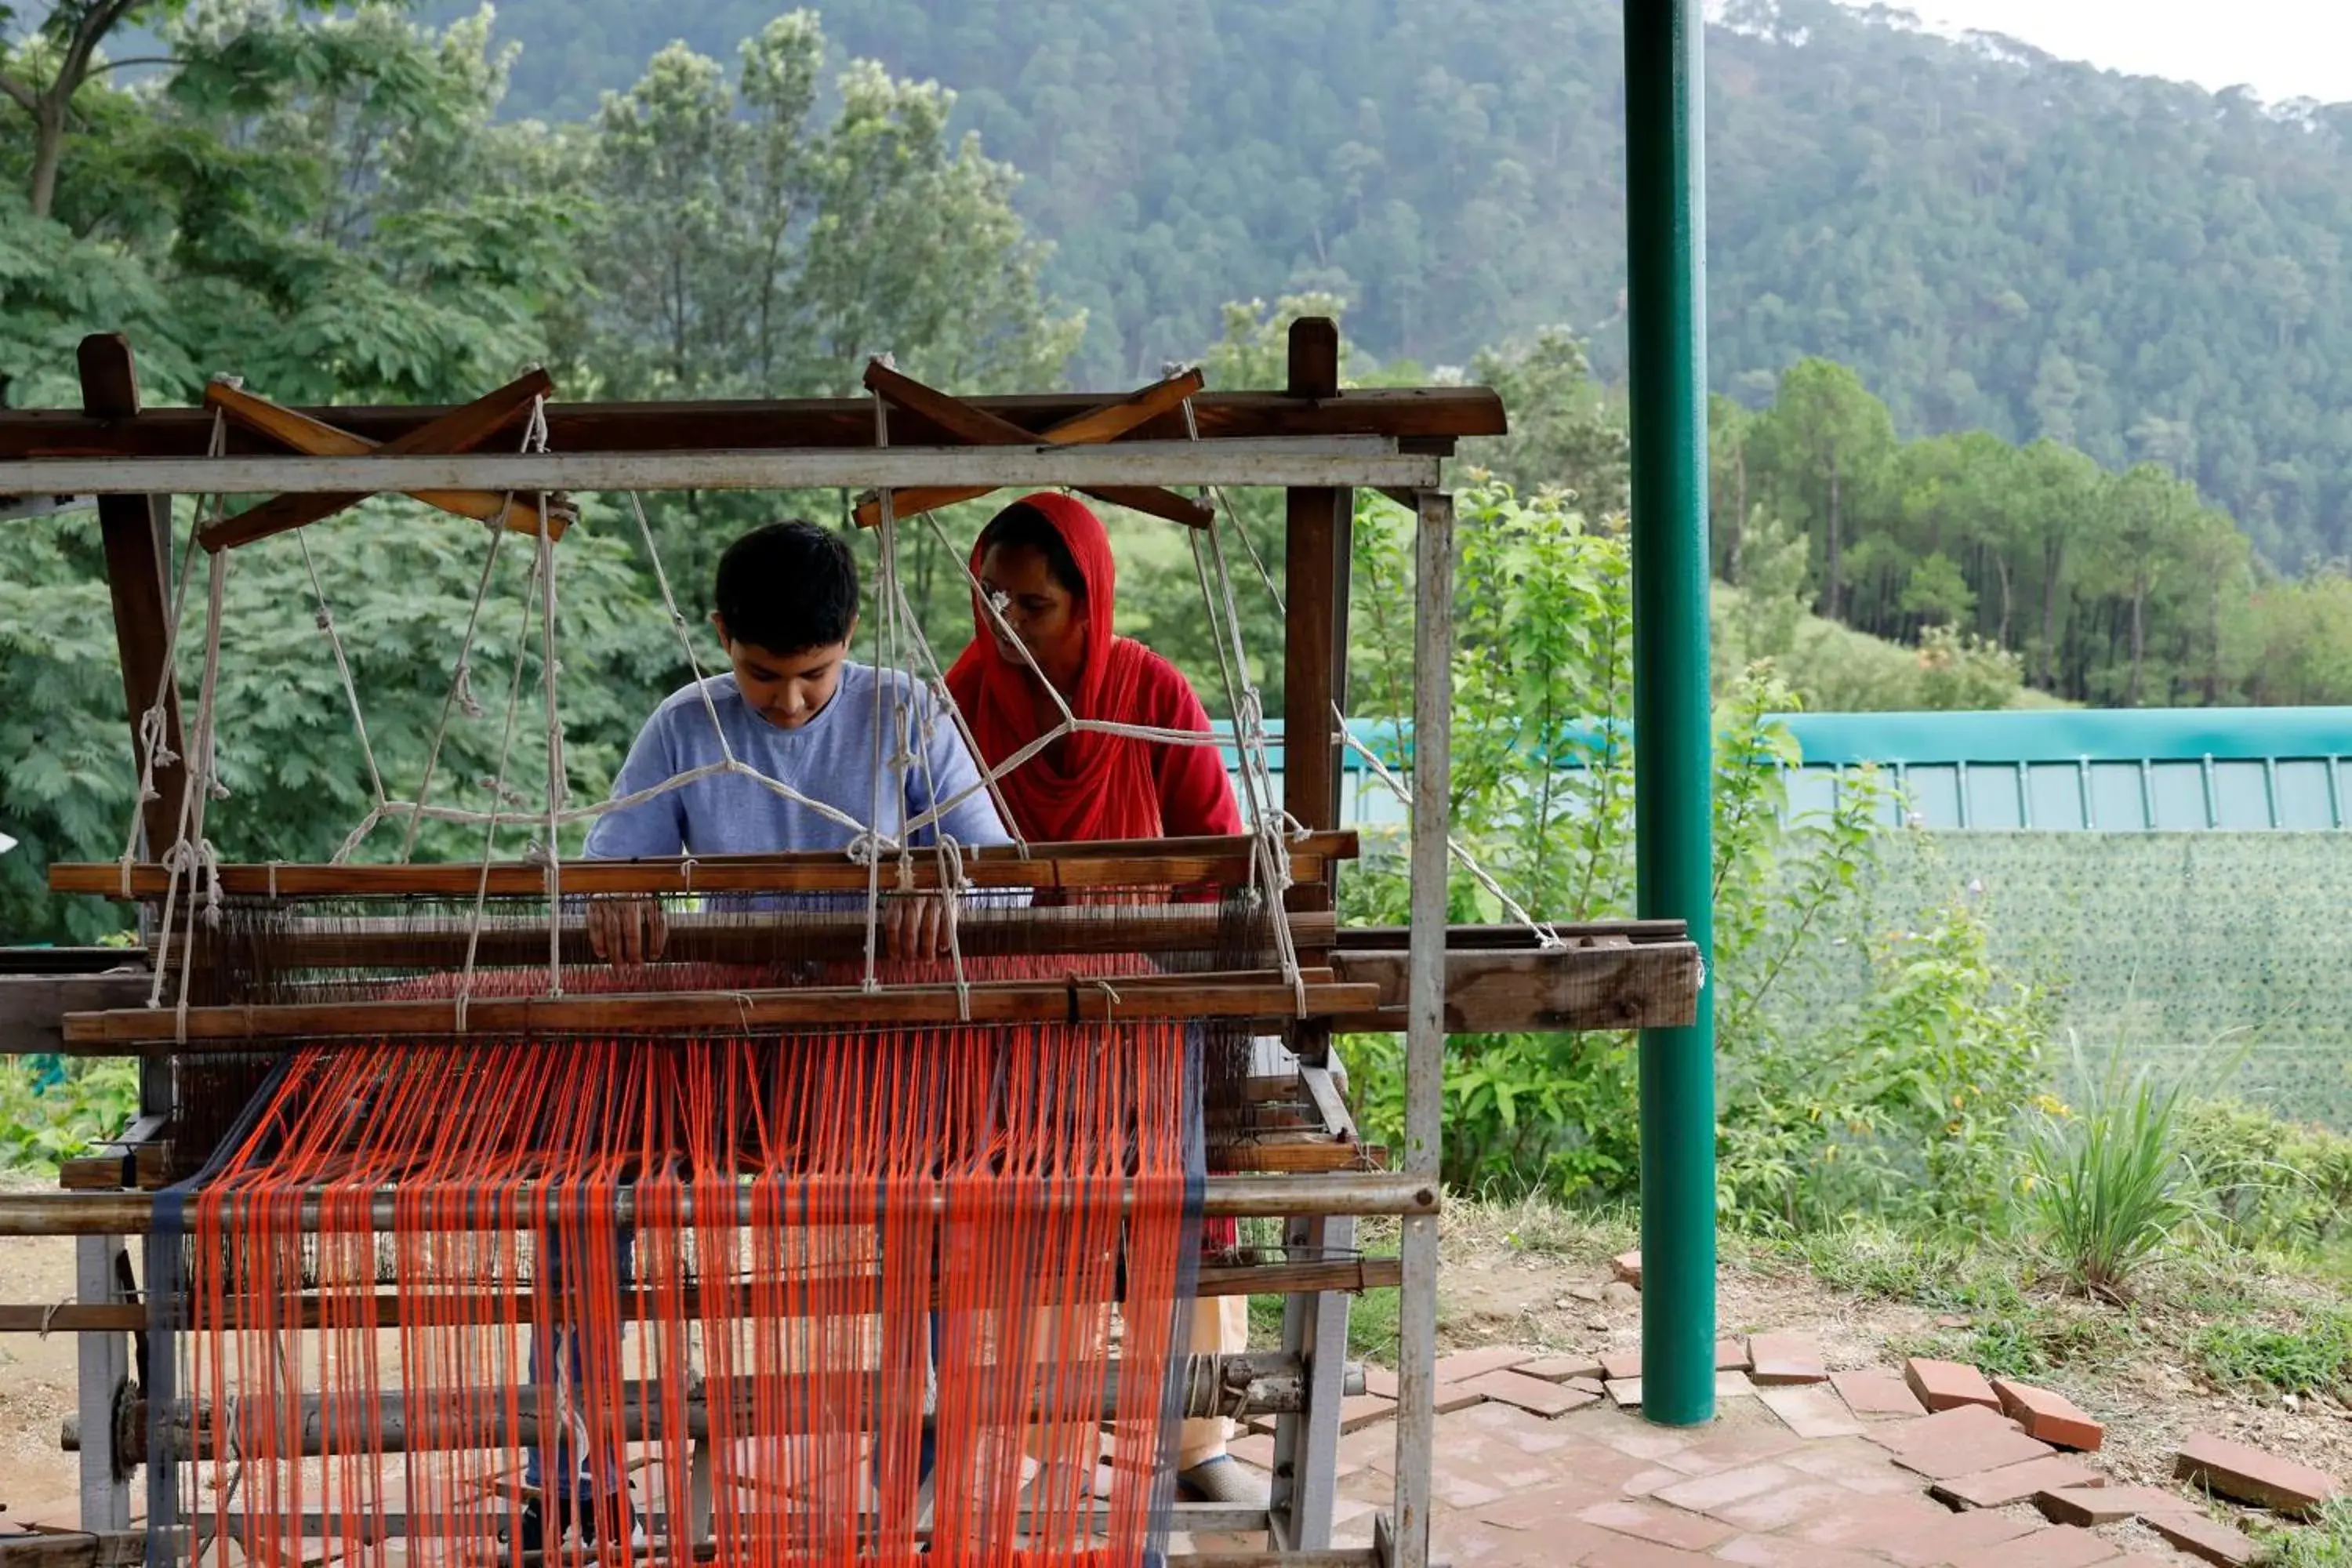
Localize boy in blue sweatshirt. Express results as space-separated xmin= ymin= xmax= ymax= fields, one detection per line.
xmin=528 ymin=519 xmax=1009 ymax=1548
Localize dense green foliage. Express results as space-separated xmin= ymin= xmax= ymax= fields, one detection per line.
xmin=1338 ymin=485 xmax=2051 ymax=1222
xmin=426 ymin=0 xmax=2352 ymax=566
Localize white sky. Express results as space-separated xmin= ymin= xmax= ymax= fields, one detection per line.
xmin=1900 ymin=0 xmax=2352 ymax=104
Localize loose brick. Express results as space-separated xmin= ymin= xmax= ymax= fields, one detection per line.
xmin=1878 ymin=1506 xmax=2043 ymax=1567
xmin=1945 ymin=1524 xmax=2120 ymax=1568
xmin=1360 ymin=1362 xmax=1397 ymax=1400
xmin=1581 ymin=1539 xmax=1716 ymax=1568
xmin=1833 ymin=1367 xmax=1929 ymax=1418
xmin=1567 ymin=1376 xmax=1607 ymax=1396
xmin=1460 ymin=1367 xmax=1600 ymax=1417
xmin=1994 ymin=1378 xmax=2105 ymax=1451
xmin=1576 ymin=1497 xmax=1734 ymax=1552
xmin=1613 ymin=1250 xmax=1643 ymax=1288
xmin=1519 ymin=1354 xmax=1606 ymax=1383
xmin=2034 ymin=1484 xmax=2191 ymax=1526
xmin=1609 ymin=1376 xmax=1644 ymax=1408
xmin=2176 ymin=1432 xmax=2339 ymax=1516
xmin=1227 ymin=1432 xmax=1276 ymax=1471
xmin=1907 ymin=1356 xmax=2004 ymax=1413
xmin=1650 ymin=1461 xmax=1801 ymax=1515
xmin=1707 ymin=1481 xmax=1864 ymax=1534
xmin=1868 ymin=1403 xmax=2021 ymax=1455
xmin=1433 ymin=1345 xmax=1533 ymax=1384
xmin=1748 ymin=1332 xmax=1828 ymax=1385
xmin=1338 ymin=1392 xmax=1396 ymax=1432
xmin=1432 ymin=1382 xmax=1487 ymax=1414
xmin=1758 ymin=1383 xmax=1865 ymax=1439
xmin=1886 ymin=1414 xmax=2056 ymax=1483
xmin=1931 ymin=1454 xmax=2105 ymax=1509
xmin=1717 ymin=1337 xmax=1751 ymax=1370
xmin=1602 ymin=1348 xmax=1644 ymax=1381
xmin=1718 ymin=1370 xmax=1758 ymax=1398
xmin=2146 ymin=1511 xmax=2264 ymax=1568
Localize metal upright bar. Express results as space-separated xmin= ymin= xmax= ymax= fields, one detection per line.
xmin=1624 ymin=0 xmax=1719 ymax=1429
xmin=74 ymin=1236 xmax=130 ymax=1530
xmin=1388 ymin=488 xmax=1454 ymax=1568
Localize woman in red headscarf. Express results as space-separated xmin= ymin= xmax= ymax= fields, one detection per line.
xmin=944 ymin=491 xmax=1240 ymax=843
xmin=943 ymin=492 xmax=1260 ymax=1505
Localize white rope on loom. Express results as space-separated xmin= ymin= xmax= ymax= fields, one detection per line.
xmin=116 ymin=409 xmax=220 ymax=897
xmin=453 ymin=531 xmax=551 ymax=1029
xmin=343 ymin=403 xmax=543 ymax=863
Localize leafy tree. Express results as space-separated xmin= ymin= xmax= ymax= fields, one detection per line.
xmin=574 ymin=14 xmax=1080 ymax=401
xmin=1747 ymin=358 xmax=1896 ymax=622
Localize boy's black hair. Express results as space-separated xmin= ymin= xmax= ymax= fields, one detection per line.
xmin=714 ymin=520 xmax=860 ymax=654
xmin=977 ymin=501 xmax=1087 ymax=601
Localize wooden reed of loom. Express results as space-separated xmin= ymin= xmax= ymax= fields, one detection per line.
xmin=0 ymin=323 xmax=1705 ymax=1568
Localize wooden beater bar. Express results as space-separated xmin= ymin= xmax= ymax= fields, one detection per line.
xmin=53 ymin=831 xmax=1357 ymax=898
xmin=60 ymin=971 xmax=1379 ymax=1046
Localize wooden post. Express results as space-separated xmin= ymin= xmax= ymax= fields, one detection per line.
xmin=1281 ymin=318 xmax=1349 ymax=833
xmin=77 ymin=335 xmax=183 ymax=857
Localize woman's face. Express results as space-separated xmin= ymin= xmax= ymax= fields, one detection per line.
xmin=977 ymin=541 xmax=1086 ymax=676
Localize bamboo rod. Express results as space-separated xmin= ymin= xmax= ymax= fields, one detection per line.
xmin=0 ymin=439 xmax=1441 ymax=498
xmin=60 ymin=974 xmax=1380 ymax=1046
xmin=87 ymin=1353 xmax=1345 ymax=1462
xmin=0 ymin=1258 xmax=1403 ymax=1334
xmin=52 ymin=832 xmax=1359 ymax=899
xmin=0 ymin=1174 xmax=1439 ymax=1236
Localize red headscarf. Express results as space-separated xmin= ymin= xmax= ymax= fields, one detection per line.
xmin=943 ymin=492 xmax=1166 ymax=842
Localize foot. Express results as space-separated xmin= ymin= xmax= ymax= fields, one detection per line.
xmin=1175 ymin=1454 xmax=1269 ymax=1507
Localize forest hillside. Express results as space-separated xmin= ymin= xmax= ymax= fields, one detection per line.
xmin=447 ymin=0 xmax=2352 ymax=569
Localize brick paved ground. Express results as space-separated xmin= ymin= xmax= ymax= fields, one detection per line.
xmin=1193 ymin=1349 xmax=2238 ymax=1566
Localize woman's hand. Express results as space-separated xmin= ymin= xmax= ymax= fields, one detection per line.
xmin=586 ymin=897 xmax=669 ymax=965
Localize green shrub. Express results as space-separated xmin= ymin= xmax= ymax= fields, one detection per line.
xmin=1341 ymin=484 xmax=2046 ymax=1228
xmin=2025 ymin=1041 xmax=2199 ymax=1301
xmin=2179 ymin=1098 xmax=2352 ymax=1253
xmin=0 ymin=1056 xmax=140 ymax=1171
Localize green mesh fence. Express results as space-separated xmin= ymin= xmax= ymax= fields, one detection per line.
xmin=1780 ymin=832 xmax=2352 ymax=1125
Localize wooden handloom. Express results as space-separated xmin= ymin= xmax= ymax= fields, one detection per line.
xmin=0 ymin=323 xmax=1703 ymax=1568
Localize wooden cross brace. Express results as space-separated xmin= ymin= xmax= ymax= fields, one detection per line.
xmin=851 ymin=361 xmax=1214 ymax=530
xmin=197 ymin=369 xmax=577 ymax=552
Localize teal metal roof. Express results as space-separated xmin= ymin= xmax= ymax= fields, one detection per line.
xmin=1217 ymin=709 xmax=2352 ymax=831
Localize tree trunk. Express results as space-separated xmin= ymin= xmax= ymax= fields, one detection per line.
xmin=2202 ymin=583 xmax=2223 ymax=706
xmin=1992 ymin=551 xmax=2013 ymax=647
xmin=2038 ymin=538 xmax=2064 ymax=687
xmin=28 ymin=96 xmax=65 ymax=220
xmin=2127 ymin=575 xmax=2148 ymax=706
xmin=1824 ymin=460 xmax=1843 ymax=620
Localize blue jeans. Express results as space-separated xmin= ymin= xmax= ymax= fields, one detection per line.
xmin=524 ymin=1229 xmax=633 ymax=1504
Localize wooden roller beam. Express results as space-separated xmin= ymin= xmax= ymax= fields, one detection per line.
xmin=0 ymin=1174 xmax=1443 ymax=1235
xmin=0 ymin=1258 xmax=1403 ymax=1334
xmin=0 ymin=383 xmax=1505 ymax=463
xmin=100 ymin=1352 xmax=1337 ymax=1462
xmin=60 ymin=971 xmax=1381 ymax=1045
xmin=149 ymin=905 xmax=1338 ymax=971
xmin=1329 ymin=941 xmax=1702 ymax=1033
xmin=51 ymin=832 xmax=1358 ymax=899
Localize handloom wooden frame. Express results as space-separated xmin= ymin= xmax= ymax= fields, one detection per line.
xmin=0 ymin=322 xmax=1706 ymax=1568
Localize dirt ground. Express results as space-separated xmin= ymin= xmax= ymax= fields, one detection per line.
xmin=5 ymin=1192 xmax=2349 ymax=1541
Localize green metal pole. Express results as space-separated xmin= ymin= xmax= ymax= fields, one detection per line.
xmin=1625 ymin=0 xmax=1717 ymax=1428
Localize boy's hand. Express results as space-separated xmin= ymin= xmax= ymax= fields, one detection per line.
xmin=586 ymin=897 xmax=669 ymax=965
xmin=882 ymin=894 xmax=953 ymax=960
